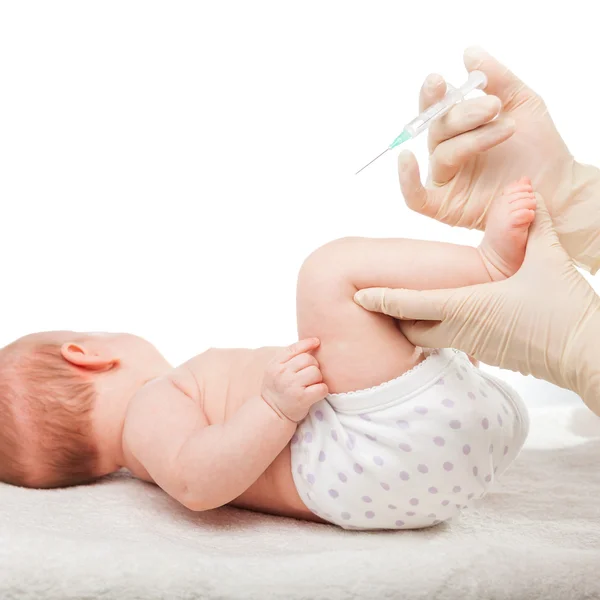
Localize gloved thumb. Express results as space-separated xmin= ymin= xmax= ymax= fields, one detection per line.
xmin=398 ymin=150 xmax=428 ymax=215
xmin=523 ymin=192 xmax=565 ymax=263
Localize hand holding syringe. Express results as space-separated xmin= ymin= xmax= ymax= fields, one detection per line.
xmin=356 ymin=71 xmax=488 ymax=174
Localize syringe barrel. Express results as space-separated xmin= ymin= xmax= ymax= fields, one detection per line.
xmin=404 ymin=71 xmax=487 ymax=138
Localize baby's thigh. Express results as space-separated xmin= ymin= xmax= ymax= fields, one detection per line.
xmin=296 ymin=243 xmax=419 ymax=395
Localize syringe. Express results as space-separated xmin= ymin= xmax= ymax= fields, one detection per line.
xmin=355 ymin=70 xmax=488 ymax=175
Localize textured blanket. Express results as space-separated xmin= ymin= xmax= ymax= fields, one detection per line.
xmin=2 ymin=378 xmax=600 ymax=600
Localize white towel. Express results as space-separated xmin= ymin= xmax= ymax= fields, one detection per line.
xmin=1 ymin=399 xmax=600 ymax=599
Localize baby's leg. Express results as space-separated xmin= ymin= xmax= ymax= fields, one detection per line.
xmin=297 ymin=179 xmax=536 ymax=394
xmin=297 ymin=238 xmax=493 ymax=394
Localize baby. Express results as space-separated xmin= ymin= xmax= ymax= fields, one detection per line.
xmin=0 ymin=178 xmax=534 ymax=530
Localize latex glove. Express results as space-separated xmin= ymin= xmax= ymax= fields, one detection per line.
xmin=399 ymin=47 xmax=600 ymax=274
xmin=354 ymin=195 xmax=600 ymax=415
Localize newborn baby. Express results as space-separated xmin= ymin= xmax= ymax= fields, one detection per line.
xmin=0 ymin=178 xmax=534 ymax=530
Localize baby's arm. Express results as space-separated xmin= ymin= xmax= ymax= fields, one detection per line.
xmin=122 ymin=341 xmax=326 ymax=511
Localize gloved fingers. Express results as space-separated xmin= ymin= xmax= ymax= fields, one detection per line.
xmin=523 ymin=192 xmax=566 ymax=261
xmin=354 ymin=287 xmax=450 ymax=321
xmin=398 ymin=319 xmax=447 ymax=350
xmin=419 ymin=73 xmax=447 ymax=112
xmin=430 ymin=115 xmax=516 ymax=185
xmin=463 ymin=46 xmax=536 ymax=111
xmin=428 ymin=96 xmax=502 ymax=152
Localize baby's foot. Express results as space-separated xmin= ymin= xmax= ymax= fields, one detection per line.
xmin=478 ymin=177 xmax=536 ymax=281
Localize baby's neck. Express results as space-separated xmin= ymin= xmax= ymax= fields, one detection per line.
xmin=91 ymin=377 xmax=148 ymax=476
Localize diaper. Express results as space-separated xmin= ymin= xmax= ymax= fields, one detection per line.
xmin=290 ymin=349 xmax=529 ymax=530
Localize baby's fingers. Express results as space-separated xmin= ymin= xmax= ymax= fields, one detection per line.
xmin=304 ymin=383 xmax=329 ymax=404
xmin=280 ymin=338 xmax=320 ymax=363
xmin=296 ymin=365 xmax=323 ymax=386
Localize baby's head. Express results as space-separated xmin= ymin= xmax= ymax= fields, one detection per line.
xmin=0 ymin=331 xmax=170 ymax=489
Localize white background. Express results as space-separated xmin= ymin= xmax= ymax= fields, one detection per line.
xmin=0 ymin=1 xmax=598 ymax=407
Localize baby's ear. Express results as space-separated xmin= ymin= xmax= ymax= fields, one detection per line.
xmin=60 ymin=342 xmax=118 ymax=371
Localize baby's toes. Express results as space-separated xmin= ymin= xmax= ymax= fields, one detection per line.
xmin=509 ymin=192 xmax=537 ymax=210
xmin=503 ymin=178 xmax=533 ymax=196
xmin=509 ymin=207 xmax=536 ymax=228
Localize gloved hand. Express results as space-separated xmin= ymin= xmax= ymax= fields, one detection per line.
xmin=354 ymin=195 xmax=600 ymax=415
xmin=399 ymin=47 xmax=600 ymax=274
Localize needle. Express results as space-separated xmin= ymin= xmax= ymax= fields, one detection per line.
xmin=355 ymin=147 xmax=390 ymax=175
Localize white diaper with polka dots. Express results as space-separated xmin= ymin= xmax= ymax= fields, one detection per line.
xmin=290 ymin=348 xmax=529 ymax=530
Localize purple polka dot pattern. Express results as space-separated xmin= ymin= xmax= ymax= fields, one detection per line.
xmin=410 ymin=498 xmax=419 ymax=506
xmin=359 ymin=414 xmax=372 ymax=421
xmin=398 ymin=442 xmax=412 ymax=452
xmin=319 ymin=451 xmax=326 ymax=462
xmin=291 ymin=434 xmax=299 ymax=444
xmin=504 ymin=446 xmax=509 ymax=456
xmin=467 ymin=493 xmax=474 ymax=500
xmin=449 ymin=420 xmax=461 ymax=429
xmin=414 ymin=406 xmax=428 ymax=415
xmin=443 ymin=462 xmax=454 ymax=472
xmin=497 ymin=414 xmax=503 ymax=426
xmin=395 ymin=520 xmax=405 ymax=527
xmin=428 ymin=486 xmax=438 ymax=494
xmin=315 ymin=410 xmax=324 ymax=421
xmin=373 ymin=456 xmax=384 ymax=466
xmin=304 ymin=432 xmax=313 ymax=443
xmin=406 ymin=511 xmax=416 ymax=516
xmin=468 ymin=392 xmax=476 ymax=400
xmin=434 ymin=436 xmax=446 ymax=446
xmin=365 ymin=511 xmax=375 ymax=519
xmin=489 ymin=444 xmax=494 ymax=454
xmin=457 ymin=372 xmax=464 ymax=381
xmin=362 ymin=496 xmax=372 ymax=503
xmin=472 ymin=467 xmax=478 ymax=477
xmin=341 ymin=512 xmax=351 ymax=520
xmin=338 ymin=472 xmax=347 ymax=483
xmin=441 ymin=500 xmax=450 ymax=506
xmin=428 ymin=513 xmax=436 ymax=518
xmin=453 ymin=486 xmax=461 ymax=493
xmin=365 ymin=433 xmax=377 ymax=442
xmin=353 ymin=463 xmax=363 ymax=474
xmin=442 ymin=398 xmax=454 ymax=408
xmin=502 ymin=404 xmax=509 ymax=415
xmin=307 ymin=474 xmax=315 ymax=485
xmin=331 ymin=430 xmax=338 ymax=442
xmin=297 ymin=464 xmax=303 ymax=475
xmin=485 ymin=474 xmax=492 ymax=483
xmin=388 ymin=504 xmax=397 ymax=510
xmin=399 ymin=471 xmax=410 ymax=481
xmin=481 ymin=418 xmax=489 ymax=430
xmin=380 ymin=482 xmax=390 ymax=491
xmin=346 ymin=435 xmax=355 ymax=450
xmin=436 ymin=378 xmax=445 ymax=385
xmin=328 ymin=489 xmax=339 ymax=498
xmin=480 ymin=388 xmax=488 ymax=398
xmin=463 ymin=444 xmax=471 ymax=455
xmin=418 ymin=464 xmax=429 ymax=474
xmin=396 ymin=420 xmax=409 ymax=429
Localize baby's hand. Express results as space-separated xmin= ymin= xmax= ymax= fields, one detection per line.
xmin=261 ymin=338 xmax=328 ymax=423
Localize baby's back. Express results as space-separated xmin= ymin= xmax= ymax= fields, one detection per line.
xmin=191 ymin=346 xmax=320 ymax=521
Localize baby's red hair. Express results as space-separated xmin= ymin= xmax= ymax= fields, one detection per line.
xmin=0 ymin=339 xmax=99 ymax=488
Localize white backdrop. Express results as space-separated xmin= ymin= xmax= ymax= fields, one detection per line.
xmin=0 ymin=1 xmax=598 ymax=406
